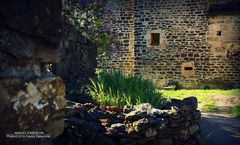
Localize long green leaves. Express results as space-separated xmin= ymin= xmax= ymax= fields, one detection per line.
xmin=87 ymin=70 xmax=166 ymax=106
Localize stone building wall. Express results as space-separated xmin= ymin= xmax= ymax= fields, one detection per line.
xmin=102 ymin=0 xmax=240 ymax=89
xmin=99 ymin=0 xmax=135 ymax=74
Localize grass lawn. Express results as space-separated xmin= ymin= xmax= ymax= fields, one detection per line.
xmin=229 ymin=105 xmax=240 ymax=118
xmin=158 ymin=89 xmax=240 ymax=112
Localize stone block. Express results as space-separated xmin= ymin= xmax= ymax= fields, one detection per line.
xmin=0 ymin=77 xmax=66 ymax=139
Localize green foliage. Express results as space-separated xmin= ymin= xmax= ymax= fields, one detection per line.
xmin=201 ymin=104 xmax=219 ymax=112
xmin=230 ymin=105 xmax=240 ymax=118
xmin=87 ymin=70 xmax=167 ymax=106
xmin=164 ymin=80 xmax=182 ymax=90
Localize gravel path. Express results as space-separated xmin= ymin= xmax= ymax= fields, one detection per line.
xmin=200 ymin=112 xmax=240 ymax=145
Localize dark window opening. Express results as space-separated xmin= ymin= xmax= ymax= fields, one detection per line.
xmin=217 ymin=31 xmax=222 ymax=36
xmin=150 ymin=33 xmax=160 ymax=45
xmin=184 ymin=67 xmax=193 ymax=70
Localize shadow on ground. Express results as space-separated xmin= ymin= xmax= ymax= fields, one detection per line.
xmin=201 ymin=112 xmax=240 ymax=145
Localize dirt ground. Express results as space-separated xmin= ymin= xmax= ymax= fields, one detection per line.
xmin=212 ymin=95 xmax=240 ymax=111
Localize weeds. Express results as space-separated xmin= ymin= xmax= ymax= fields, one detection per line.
xmin=201 ymin=104 xmax=219 ymax=112
xmin=229 ymin=105 xmax=240 ymax=118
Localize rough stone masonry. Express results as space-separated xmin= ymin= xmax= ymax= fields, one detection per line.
xmin=56 ymin=97 xmax=201 ymax=145
xmin=99 ymin=0 xmax=240 ymax=89
xmin=0 ymin=0 xmax=66 ymax=145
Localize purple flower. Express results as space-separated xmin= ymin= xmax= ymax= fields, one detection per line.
xmin=95 ymin=0 xmax=102 ymax=3
xmin=62 ymin=0 xmax=120 ymax=59
xmin=62 ymin=0 xmax=68 ymax=5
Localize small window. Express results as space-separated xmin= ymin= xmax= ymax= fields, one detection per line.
xmin=150 ymin=33 xmax=160 ymax=46
xmin=181 ymin=62 xmax=194 ymax=77
xmin=217 ymin=31 xmax=221 ymax=36
xmin=184 ymin=67 xmax=193 ymax=71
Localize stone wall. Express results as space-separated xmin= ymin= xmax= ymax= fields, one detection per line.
xmin=53 ymin=23 xmax=97 ymax=96
xmin=56 ymin=97 xmax=202 ymax=145
xmin=98 ymin=0 xmax=135 ymax=74
xmin=0 ymin=0 xmax=66 ymax=144
xmin=101 ymin=0 xmax=240 ymax=89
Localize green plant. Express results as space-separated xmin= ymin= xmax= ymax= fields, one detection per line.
xmin=203 ymin=85 xmax=210 ymax=90
xmin=87 ymin=70 xmax=167 ymax=106
xmin=230 ymin=105 xmax=240 ymax=118
xmin=201 ymin=104 xmax=219 ymax=112
xmin=164 ymin=80 xmax=182 ymax=90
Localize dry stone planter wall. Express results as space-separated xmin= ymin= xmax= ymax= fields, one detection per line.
xmin=56 ymin=97 xmax=202 ymax=145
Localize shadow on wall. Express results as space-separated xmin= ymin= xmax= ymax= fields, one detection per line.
xmin=52 ymin=23 xmax=97 ymax=101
